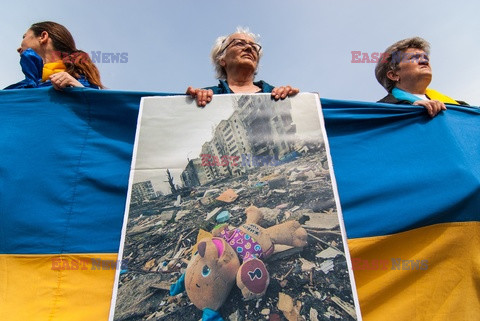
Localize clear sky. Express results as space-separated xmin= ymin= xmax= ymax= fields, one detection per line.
xmin=1 ymin=0 xmax=479 ymax=104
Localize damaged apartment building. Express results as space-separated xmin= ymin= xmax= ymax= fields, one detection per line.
xmin=181 ymin=95 xmax=297 ymax=188
xmin=130 ymin=180 xmax=156 ymax=205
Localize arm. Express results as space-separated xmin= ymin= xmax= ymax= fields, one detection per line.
xmin=49 ymin=72 xmax=84 ymax=90
xmin=378 ymin=93 xmax=446 ymax=118
xmin=413 ymin=100 xmax=446 ymax=118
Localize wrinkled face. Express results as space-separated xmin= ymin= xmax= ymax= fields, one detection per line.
xmin=390 ymin=48 xmax=432 ymax=85
xmin=185 ymin=237 xmax=240 ymax=311
xmin=220 ymin=33 xmax=260 ymax=72
xmin=18 ymin=29 xmax=42 ymax=55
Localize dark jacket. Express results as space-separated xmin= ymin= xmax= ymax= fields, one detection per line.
xmin=378 ymin=93 xmax=468 ymax=106
xmin=205 ymin=79 xmax=274 ymax=94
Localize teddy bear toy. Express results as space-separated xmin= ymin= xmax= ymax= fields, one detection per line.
xmin=170 ymin=205 xmax=308 ymax=321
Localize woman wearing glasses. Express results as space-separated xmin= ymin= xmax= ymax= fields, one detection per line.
xmin=186 ymin=27 xmax=298 ymax=107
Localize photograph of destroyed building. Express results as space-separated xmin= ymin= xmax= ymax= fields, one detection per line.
xmin=112 ymin=93 xmax=360 ymax=321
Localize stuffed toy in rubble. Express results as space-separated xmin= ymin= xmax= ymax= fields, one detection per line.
xmin=170 ymin=205 xmax=308 ymax=321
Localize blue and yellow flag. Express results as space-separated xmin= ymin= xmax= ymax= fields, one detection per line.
xmin=0 ymin=88 xmax=162 ymax=320
xmin=1 ymin=89 xmax=478 ymax=320
xmin=323 ymin=99 xmax=480 ymax=321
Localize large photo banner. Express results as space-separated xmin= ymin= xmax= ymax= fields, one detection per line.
xmin=110 ymin=93 xmax=361 ymax=321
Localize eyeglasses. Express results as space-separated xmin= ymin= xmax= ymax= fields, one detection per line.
xmin=391 ymin=51 xmax=429 ymax=65
xmin=220 ymin=38 xmax=262 ymax=54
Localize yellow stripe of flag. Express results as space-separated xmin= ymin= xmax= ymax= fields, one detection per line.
xmin=0 ymin=253 xmax=118 ymax=321
xmin=348 ymin=221 xmax=480 ymax=321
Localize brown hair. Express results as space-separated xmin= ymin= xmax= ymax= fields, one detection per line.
xmin=375 ymin=37 xmax=430 ymax=93
xmin=30 ymin=21 xmax=104 ymax=88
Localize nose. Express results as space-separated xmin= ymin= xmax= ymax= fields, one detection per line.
xmin=419 ymin=54 xmax=429 ymax=65
xmin=243 ymin=44 xmax=254 ymax=53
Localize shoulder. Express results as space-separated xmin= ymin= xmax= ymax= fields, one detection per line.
xmin=254 ymin=80 xmax=274 ymax=93
xmin=203 ymin=85 xmax=225 ymax=94
xmin=455 ymin=100 xmax=469 ymax=106
xmin=203 ymin=80 xmax=275 ymax=94
xmin=77 ymin=76 xmax=99 ymax=89
xmin=4 ymin=79 xmax=37 ymax=89
xmin=377 ymin=93 xmax=412 ymax=105
xmin=204 ymin=80 xmax=229 ymax=94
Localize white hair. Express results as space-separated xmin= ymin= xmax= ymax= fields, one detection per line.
xmin=210 ymin=26 xmax=263 ymax=80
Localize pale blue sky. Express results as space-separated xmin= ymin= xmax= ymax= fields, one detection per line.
xmin=1 ymin=0 xmax=479 ymax=104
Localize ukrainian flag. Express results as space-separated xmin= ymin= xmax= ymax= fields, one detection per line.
xmin=323 ymin=99 xmax=480 ymax=321
xmin=0 ymin=88 xmax=154 ymax=320
xmin=1 ymin=90 xmax=478 ymax=321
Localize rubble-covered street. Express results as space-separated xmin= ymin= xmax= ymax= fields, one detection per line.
xmin=114 ymin=153 xmax=358 ymax=321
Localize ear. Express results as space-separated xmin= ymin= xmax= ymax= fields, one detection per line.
xmin=386 ymin=69 xmax=399 ymax=82
xmin=39 ymin=31 xmax=49 ymax=45
xmin=219 ymin=58 xmax=226 ymax=67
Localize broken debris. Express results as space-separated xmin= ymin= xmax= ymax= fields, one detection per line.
xmin=114 ymin=154 xmax=357 ymax=321
xmin=216 ymin=188 xmax=239 ymax=203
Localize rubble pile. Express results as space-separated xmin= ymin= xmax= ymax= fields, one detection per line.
xmin=114 ymin=154 xmax=357 ymax=321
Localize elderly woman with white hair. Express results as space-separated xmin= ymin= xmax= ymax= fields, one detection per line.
xmin=375 ymin=37 xmax=467 ymax=118
xmin=186 ymin=27 xmax=299 ymax=107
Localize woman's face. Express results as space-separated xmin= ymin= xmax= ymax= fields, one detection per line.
xmin=17 ymin=29 xmax=42 ymax=54
xmin=220 ymin=33 xmax=260 ymax=73
xmin=390 ymin=48 xmax=432 ymax=87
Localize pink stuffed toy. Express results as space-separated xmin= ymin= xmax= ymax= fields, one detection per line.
xmin=170 ymin=205 xmax=308 ymax=321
